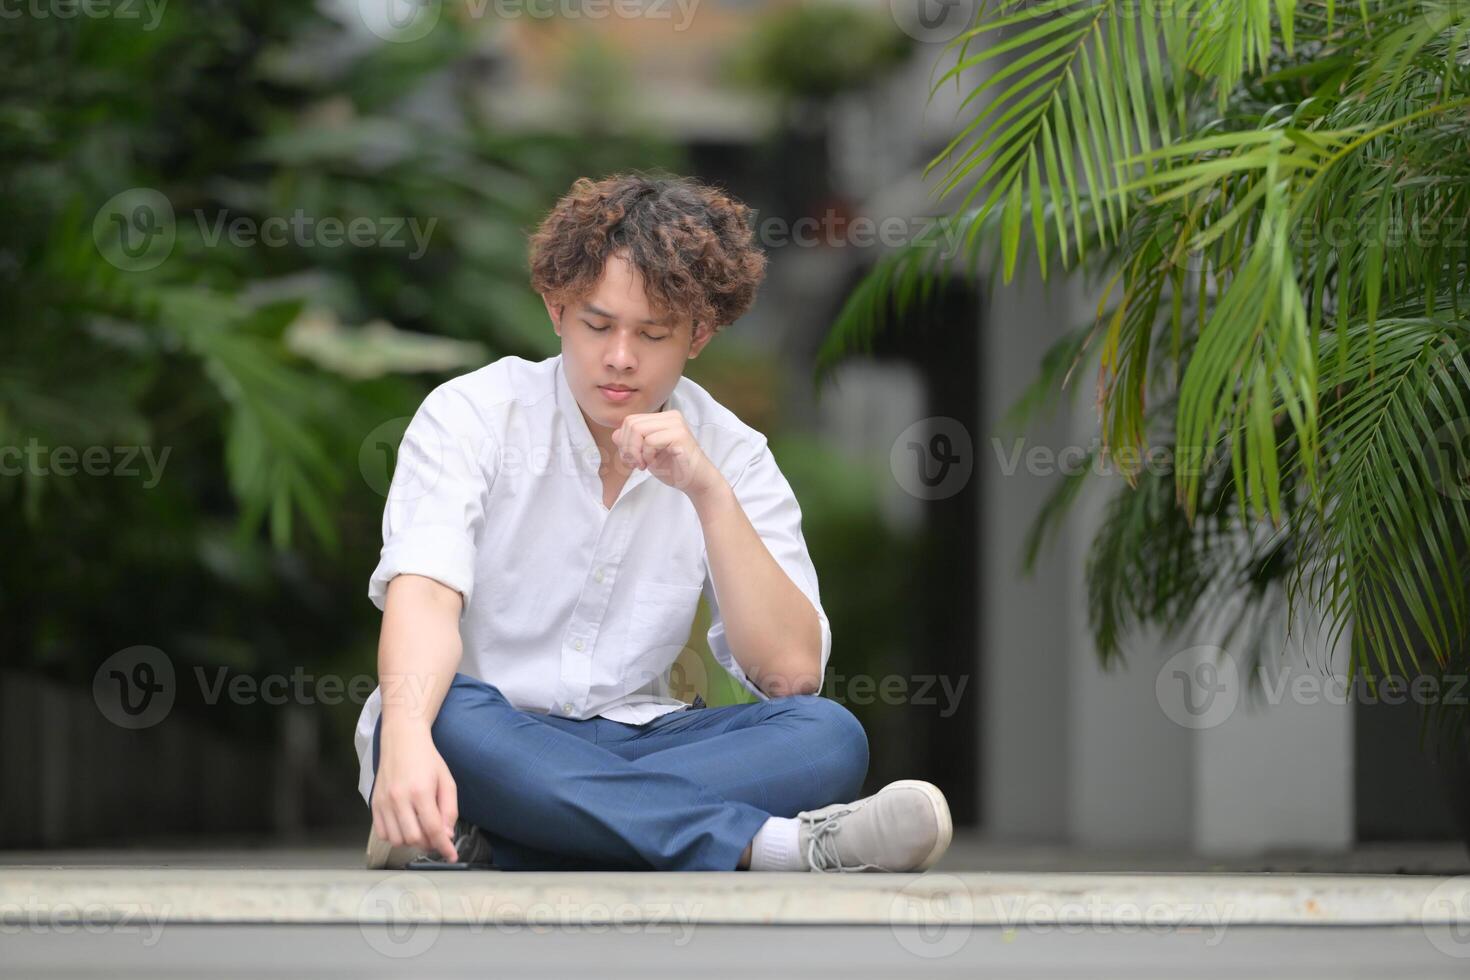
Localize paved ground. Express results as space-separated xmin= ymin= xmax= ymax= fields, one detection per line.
xmin=5 ymin=923 xmax=1470 ymax=978
xmin=2 ymin=832 xmax=1468 ymax=977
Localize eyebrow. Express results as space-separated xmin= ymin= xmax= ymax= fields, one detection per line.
xmin=583 ymin=303 xmax=670 ymax=328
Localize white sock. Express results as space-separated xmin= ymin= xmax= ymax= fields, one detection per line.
xmin=748 ymin=816 xmax=806 ymax=871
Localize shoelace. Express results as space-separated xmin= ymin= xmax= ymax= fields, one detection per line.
xmin=803 ymin=806 xmax=887 ymax=873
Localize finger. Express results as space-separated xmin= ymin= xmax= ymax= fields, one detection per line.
xmin=621 ymin=427 xmax=645 ymax=469
xmin=612 ymin=421 xmax=634 ymax=466
xmin=379 ymin=806 xmax=402 ymax=848
xmin=437 ymin=774 xmax=459 ymax=842
xmin=643 ymin=429 xmax=684 ymax=468
xmin=411 ymin=788 xmax=453 ymax=862
xmin=371 ymin=792 xmax=387 ymax=840
xmin=438 ymin=771 xmax=459 ymax=829
xmin=613 ymin=414 xmax=646 ymax=447
xmin=421 ymin=795 xmax=458 ymax=863
xmin=634 ymin=422 xmax=680 ymax=462
xmin=640 ymin=437 xmax=670 ymax=470
xmin=394 ymin=798 xmax=426 ymax=851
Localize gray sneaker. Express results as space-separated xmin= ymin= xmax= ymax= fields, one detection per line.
xmin=364 ymin=818 xmax=495 ymax=870
xmin=797 ymin=780 xmax=952 ymax=872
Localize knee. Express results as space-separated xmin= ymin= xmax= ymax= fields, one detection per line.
xmin=429 ymin=674 xmax=508 ymax=758
xmin=785 ymin=695 xmax=869 ymax=797
xmin=434 ymin=673 xmax=506 ymax=716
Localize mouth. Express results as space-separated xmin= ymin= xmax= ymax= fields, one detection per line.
xmin=598 ymin=384 xmax=638 ymax=403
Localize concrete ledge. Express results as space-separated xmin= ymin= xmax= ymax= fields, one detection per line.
xmin=2 ymin=869 xmax=1468 ymax=928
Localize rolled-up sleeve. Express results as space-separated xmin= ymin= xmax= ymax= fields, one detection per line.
xmin=704 ymin=439 xmax=832 ymax=700
xmin=367 ymin=384 xmax=496 ymax=613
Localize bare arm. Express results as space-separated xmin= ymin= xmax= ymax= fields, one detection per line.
xmin=371 ymin=573 xmax=466 ymax=862
xmin=691 ymin=478 xmax=823 ymax=697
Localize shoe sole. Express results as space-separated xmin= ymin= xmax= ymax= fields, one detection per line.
xmin=364 ymin=827 xmax=394 ymax=870
xmin=882 ymin=779 xmax=952 ymax=872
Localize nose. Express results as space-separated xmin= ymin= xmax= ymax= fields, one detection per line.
xmin=603 ymin=328 xmax=637 ymax=374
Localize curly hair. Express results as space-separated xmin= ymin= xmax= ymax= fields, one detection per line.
xmin=527 ymin=171 xmax=768 ymax=343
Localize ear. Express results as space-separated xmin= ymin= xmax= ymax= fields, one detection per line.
xmin=688 ymin=322 xmax=716 ymax=359
xmin=542 ymin=295 xmax=564 ymax=336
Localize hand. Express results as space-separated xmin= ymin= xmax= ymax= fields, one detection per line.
xmin=370 ymin=723 xmax=460 ymax=862
xmin=613 ymin=409 xmax=723 ymax=499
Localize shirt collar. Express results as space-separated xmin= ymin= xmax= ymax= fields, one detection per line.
xmin=554 ymin=354 xmax=674 ymax=488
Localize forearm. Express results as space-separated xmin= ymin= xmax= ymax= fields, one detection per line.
xmin=691 ymin=477 xmax=823 ymax=696
xmin=378 ymin=574 xmax=465 ymax=734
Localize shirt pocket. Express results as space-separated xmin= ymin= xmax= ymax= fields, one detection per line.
xmin=627 ymin=580 xmax=703 ymax=682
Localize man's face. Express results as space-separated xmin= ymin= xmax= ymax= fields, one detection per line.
xmin=544 ymin=250 xmax=714 ymax=449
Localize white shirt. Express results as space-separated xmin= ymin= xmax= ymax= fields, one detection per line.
xmin=353 ymin=353 xmax=832 ymax=804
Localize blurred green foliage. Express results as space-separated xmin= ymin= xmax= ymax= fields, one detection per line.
xmin=722 ymin=1 xmax=914 ymax=104
xmin=0 ymin=4 xmax=676 ymax=745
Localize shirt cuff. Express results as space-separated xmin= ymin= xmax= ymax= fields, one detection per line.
xmin=368 ymin=525 xmax=477 ymax=612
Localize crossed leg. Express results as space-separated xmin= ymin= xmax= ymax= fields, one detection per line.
xmin=599 ymin=693 xmax=870 ymax=816
xmin=370 ymin=672 xmax=869 ymax=871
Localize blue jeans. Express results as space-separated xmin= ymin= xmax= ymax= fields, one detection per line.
xmin=370 ymin=672 xmax=869 ymax=871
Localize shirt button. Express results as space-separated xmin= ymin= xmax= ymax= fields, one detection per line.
xmin=594 ymin=568 xmax=605 ymax=584
xmin=563 ymin=702 xmax=574 ymax=713
xmin=573 ymin=639 xmax=585 ymax=651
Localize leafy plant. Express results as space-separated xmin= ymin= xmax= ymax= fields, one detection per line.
xmin=0 ymin=5 xmax=674 ymax=700
xmin=818 ymin=0 xmax=1470 ymax=748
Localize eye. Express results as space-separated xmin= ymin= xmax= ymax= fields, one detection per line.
xmin=644 ymin=332 xmax=670 ymax=342
xmin=583 ymin=321 xmax=610 ymax=332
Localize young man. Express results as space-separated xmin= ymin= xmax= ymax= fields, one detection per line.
xmin=356 ymin=172 xmax=952 ymax=872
